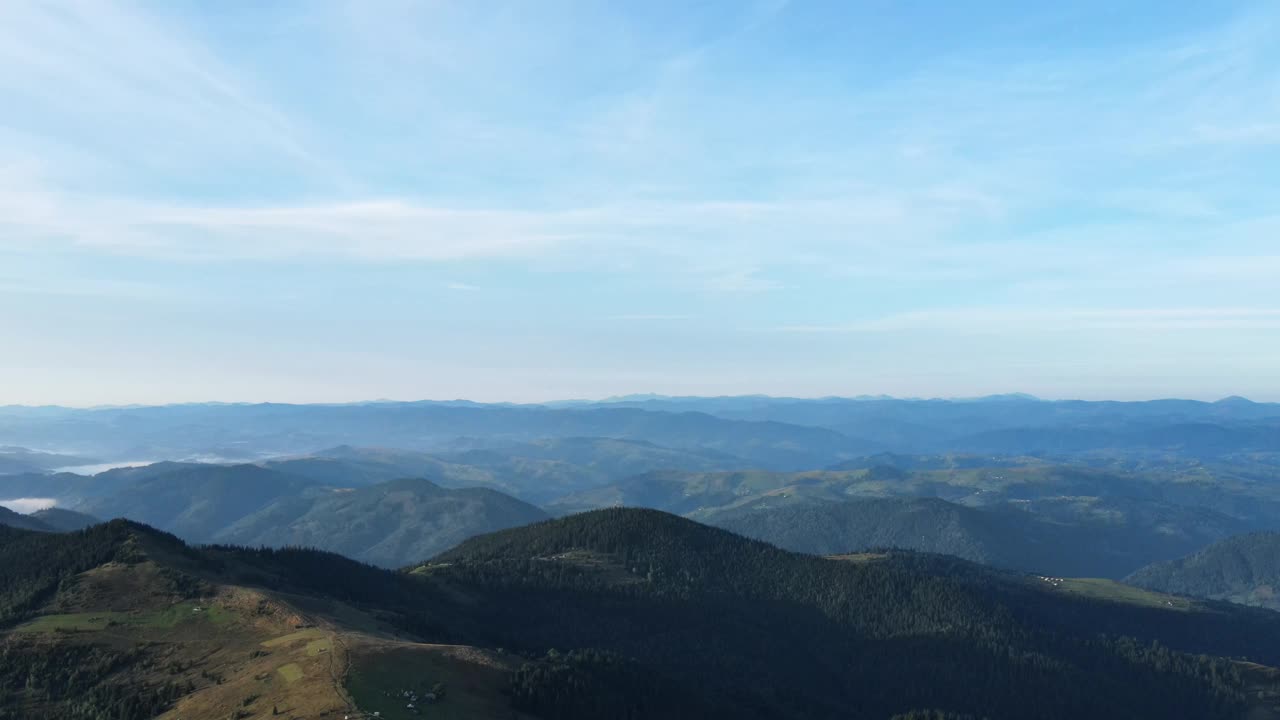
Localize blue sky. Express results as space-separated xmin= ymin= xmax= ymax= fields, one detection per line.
xmin=2 ymin=1 xmax=1278 ymax=405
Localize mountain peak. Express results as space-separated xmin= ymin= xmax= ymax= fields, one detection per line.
xmin=1214 ymin=395 xmax=1255 ymax=405
xmin=433 ymin=507 xmax=771 ymax=567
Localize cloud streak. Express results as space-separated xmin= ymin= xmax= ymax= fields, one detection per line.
xmin=771 ymin=308 xmax=1280 ymax=334
xmin=1 ymin=2 xmax=1276 ymax=278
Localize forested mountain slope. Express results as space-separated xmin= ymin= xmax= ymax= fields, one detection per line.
xmin=0 ymin=512 xmax=1269 ymax=720
xmin=267 ymin=438 xmax=749 ymax=503
xmin=7 ymin=513 xmax=1280 ymax=719
xmin=1127 ymin=532 xmax=1280 ymax=611
xmin=419 ymin=509 xmax=1280 ymax=720
xmin=29 ymin=507 xmax=100 ymax=531
xmin=77 ymin=464 xmax=322 ymax=542
xmin=0 ymin=505 xmax=54 ymax=532
xmin=712 ymin=496 xmax=1250 ymax=578
xmin=213 ymin=477 xmax=549 ymax=567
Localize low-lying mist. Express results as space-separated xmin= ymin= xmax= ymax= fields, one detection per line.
xmin=0 ymin=497 xmax=57 ymax=513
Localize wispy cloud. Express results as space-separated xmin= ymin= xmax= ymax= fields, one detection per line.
xmin=2 ymin=2 xmax=1279 ymax=402
xmin=0 ymin=2 xmax=348 ymax=191
xmin=770 ymin=308 xmax=1280 ymax=334
xmin=2 ymin=1 xmax=1276 ymax=282
xmin=703 ymin=269 xmax=781 ymax=294
xmin=609 ymin=314 xmax=693 ymax=321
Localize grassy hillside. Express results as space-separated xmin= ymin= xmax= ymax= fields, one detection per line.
xmin=0 ymin=521 xmax=533 ymax=720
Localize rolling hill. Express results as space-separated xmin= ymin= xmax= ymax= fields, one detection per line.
xmin=1127 ymin=532 xmax=1280 ymax=611
xmin=547 ymin=461 xmax=1277 ymax=523
xmin=213 ymin=477 xmax=550 ymax=568
xmin=0 ymin=505 xmax=54 ymax=531
xmin=265 ymin=438 xmax=749 ymax=504
xmin=13 ymin=452 xmax=1276 ymax=583
xmin=711 ymin=496 xmax=1243 ymax=578
xmin=5 ymin=462 xmax=550 ymax=567
xmin=28 ymin=507 xmax=100 ymax=531
xmin=542 ymin=461 xmax=1280 ymax=579
xmin=78 ymin=464 xmax=323 ymax=542
xmin=0 ymin=447 xmax=97 ymax=475
xmin=0 ymin=506 xmax=97 ymax=533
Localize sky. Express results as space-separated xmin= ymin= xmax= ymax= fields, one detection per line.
xmin=2 ymin=1 xmax=1278 ymax=405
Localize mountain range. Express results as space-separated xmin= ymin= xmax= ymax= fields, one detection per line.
xmin=6 ymin=443 xmax=1280 ymax=577
xmin=4 ymin=396 xmax=1280 ymax=469
xmin=712 ymin=495 xmax=1246 ymax=578
xmin=2 ymin=395 xmax=1280 ymax=607
xmin=4 ymin=509 xmax=1280 ymax=719
xmin=0 ymin=461 xmax=552 ymax=568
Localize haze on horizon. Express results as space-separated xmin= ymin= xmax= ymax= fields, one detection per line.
xmin=1 ymin=392 xmax=1274 ymax=412
xmin=3 ymin=1 xmax=1278 ymax=406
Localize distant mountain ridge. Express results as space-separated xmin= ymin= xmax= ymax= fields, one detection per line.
xmin=4 ymin=396 xmax=1280 ymax=467
xmin=214 ymin=476 xmax=549 ymax=567
xmin=1 ymin=460 xmax=551 ymax=568
xmin=29 ymin=507 xmax=99 ymax=531
xmin=0 ymin=506 xmax=55 ymax=532
xmin=0 ymin=402 xmax=879 ymax=469
xmin=0 ymin=506 xmax=100 ymax=533
xmin=79 ymin=463 xmax=321 ymax=541
xmin=267 ymin=438 xmax=753 ymax=503
xmin=0 ymin=447 xmax=97 ymax=475
xmin=711 ymin=496 xmax=1245 ymax=578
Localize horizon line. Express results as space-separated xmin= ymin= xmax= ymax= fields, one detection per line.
xmin=0 ymin=392 xmax=1267 ymax=411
